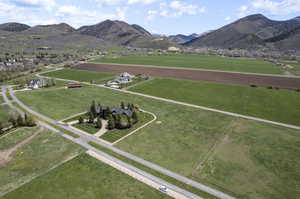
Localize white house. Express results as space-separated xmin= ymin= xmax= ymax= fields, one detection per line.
xmin=28 ymin=79 xmax=45 ymax=89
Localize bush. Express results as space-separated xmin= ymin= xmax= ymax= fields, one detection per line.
xmin=267 ymin=86 xmax=273 ymax=89
xmin=250 ymin=85 xmax=257 ymax=88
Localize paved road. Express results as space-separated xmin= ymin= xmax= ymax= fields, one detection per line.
xmin=8 ymin=87 xmax=236 ymax=199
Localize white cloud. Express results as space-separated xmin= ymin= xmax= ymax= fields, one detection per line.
xmin=128 ymin=0 xmax=160 ymax=4
xmin=239 ymin=0 xmax=300 ymax=17
xmin=146 ymin=0 xmax=205 ymax=21
xmin=170 ymin=1 xmax=205 ymax=16
xmin=12 ymin=0 xmax=56 ymax=10
xmin=95 ymin=0 xmax=160 ymax=5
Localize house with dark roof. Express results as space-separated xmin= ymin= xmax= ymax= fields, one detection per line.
xmin=97 ymin=106 xmax=133 ymax=117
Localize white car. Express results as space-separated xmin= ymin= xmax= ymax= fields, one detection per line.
xmin=159 ymin=185 xmax=168 ymax=192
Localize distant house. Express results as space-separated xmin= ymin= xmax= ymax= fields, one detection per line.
xmin=28 ymin=79 xmax=46 ymax=89
xmin=68 ymin=83 xmax=82 ymax=88
xmin=168 ymin=46 xmax=180 ymax=52
xmin=106 ymin=72 xmax=134 ymax=87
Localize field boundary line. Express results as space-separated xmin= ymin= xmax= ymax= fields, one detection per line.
xmin=0 ymin=147 xmax=84 ymax=197
xmin=87 ymin=150 xmax=200 ymax=199
xmin=36 ymin=73 xmax=300 ymax=130
xmin=98 ymin=85 xmax=300 ymax=130
xmin=123 ymin=77 xmax=155 ymax=90
xmin=112 ymin=110 xmax=157 ymax=145
xmin=88 ymin=62 xmax=300 ymax=78
xmin=61 ymin=111 xmax=87 ymax=122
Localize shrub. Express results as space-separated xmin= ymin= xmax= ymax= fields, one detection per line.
xmin=250 ymin=85 xmax=257 ymax=88
xmin=267 ymin=86 xmax=273 ymax=89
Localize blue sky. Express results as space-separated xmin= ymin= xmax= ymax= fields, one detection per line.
xmin=1 ymin=0 xmax=300 ymax=35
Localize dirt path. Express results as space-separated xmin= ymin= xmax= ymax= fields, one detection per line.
xmin=0 ymin=128 xmax=42 ymax=167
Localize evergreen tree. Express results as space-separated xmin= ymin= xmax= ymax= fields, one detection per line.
xmin=8 ymin=115 xmax=17 ymax=127
xmin=107 ymin=115 xmax=115 ymax=130
xmin=127 ymin=116 xmax=132 ymax=128
xmin=0 ymin=121 xmax=3 ymax=135
xmin=96 ymin=117 xmax=102 ymax=129
xmin=17 ymin=114 xmax=24 ymax=127
xmin=132 ymin=111 xmax=139 ymax=124
xmin=88 ymin=112 xmax=94 ymax=123
xmin=78 ymin=117 xmax=84 ymax=124
xmin=25 ymin=115 xmax=36 ymax=127
xmin=121 ymin=101 xmax=125 ymax=109
xmin=90 ymin=100 xmax=97 ymax=118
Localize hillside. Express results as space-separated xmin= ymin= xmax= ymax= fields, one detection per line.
xmin=0 ymin=22 xmax=30 ymax=32
xmin=185 ymin=14 xmax=300 ymax=50
xmin=78 ymin=20 xmax=174 ymax=49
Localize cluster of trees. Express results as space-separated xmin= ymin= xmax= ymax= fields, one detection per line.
xmin=78 ymin=101 xmax=139 ymax=130
xmin=0 ymin=113 xmax=36 ymax=135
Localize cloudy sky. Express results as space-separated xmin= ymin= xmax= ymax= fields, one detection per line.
xmin=1 ymin=0 xmax=300 ymax=35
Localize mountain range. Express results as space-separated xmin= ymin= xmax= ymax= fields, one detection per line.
xmin=185 ymin=14 xmax=300 ymax=50
xmin=168 ymin=34 xmax=200 ymax=44
xmin=0 ymin=14 xmax=300 ymax=53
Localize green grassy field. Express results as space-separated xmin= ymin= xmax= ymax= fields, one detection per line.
xmin=129 ymin=78 xmax=300 ymax=126
xmin=42 ymin=69 xmax=116 ymax=83
xmin=73 ymin=123 xmax=99 ymax=134
xmin=0 ymin=127 xmax=84 ymax=195
xmin=93 ymin=54 xmax=283 ymax=74
xmin=1 ymin=153 xmax=172 ymax=199
xmin=15 ymin=86 xmax=300 ymax=199
xmin=100 ymin=111 xmax=154 ymax=142
xmin=0 ymin=127 xmax=36 ymax=150
xmin=0 ymin=105 xmax=12 ymax=126
xmin=0 ymin=95 xmax=3 ymax=104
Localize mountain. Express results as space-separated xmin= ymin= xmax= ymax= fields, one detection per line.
xmin=24 ymin=23 xmax=75 ymax=36
xmin=0 ymin=22 xmax=30 ymax=32
xmin=185 ymin=14 xmax=300 ymax=50
xmin=77 ymin=20 xmax=175 ymax=48
xmin=168 ymin=34 xmax=199 ymax=44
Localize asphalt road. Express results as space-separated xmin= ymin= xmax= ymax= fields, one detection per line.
xmin=6 ymin=86 xmax=236 ymax=199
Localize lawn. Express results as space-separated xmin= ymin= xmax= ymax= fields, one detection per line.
xmin=1 ymin=153 xmax=172 ymax=199
xmin=73 ymin=122 xmax=99 ymax=134
xmin=0 ymin=95 xmax=3 ymax=104
xmin=0 ymin=105 xmax=12 ymax=126
xmin=129 ymin=78 xmax=300 ymax=126
xmin=15 ymin=85 xmax=300 ymax=199
xmin=100 ymin=111 xmax=154 ymax=143
xmin=42 ymin=69 xmax=116 ymax=83
xmin=63 ymin=112 xmax=88 ymax=123
xmin=0 ymin=127 xmax=84 ymax=196
xmin=93 ymin=54 xmax=283 ymax=74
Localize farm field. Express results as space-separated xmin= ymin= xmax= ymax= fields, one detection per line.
xmin=42 ymin=69 xmax=116 ymax=83
xmin=74 ymin=63 xmax=300 ymax=90
xmin=1 ymin=153 xmax=172 ymax=199
xmin=93 ymin=54 xmax=283 ymax=74
xmin=0 ymin=127 xmax=84 ymax=196
xmin=15 ymin=85 xmax=300 ymax=199
xmin=129 ymin=78 xmax=300 ymax=126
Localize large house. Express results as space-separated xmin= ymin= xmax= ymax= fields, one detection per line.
xmin=28 ymin=79 xmax=46 ymax=89
xmin=96 ymin=106 xmax=133 ymax=117
xmin=106 ymin=72 xmax=134 ymax=87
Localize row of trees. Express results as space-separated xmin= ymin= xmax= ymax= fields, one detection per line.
xmin=0 ymin=113 xmax=36 ymax=135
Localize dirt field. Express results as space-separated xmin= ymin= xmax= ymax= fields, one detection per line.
xmin=74 ymin=63 xmax=300 ymax=90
